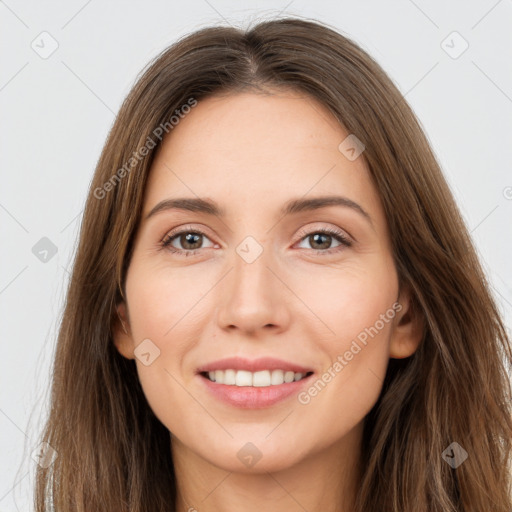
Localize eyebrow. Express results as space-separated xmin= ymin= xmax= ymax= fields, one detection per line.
xmin=145 ymin=195 xmax=373 ymax=227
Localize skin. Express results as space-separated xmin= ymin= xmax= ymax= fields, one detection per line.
xmin=113 ymin=90 xmax=423 ymax=512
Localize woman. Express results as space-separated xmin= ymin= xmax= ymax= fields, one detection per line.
xmin=35 ymin=16 xmax=512 ymax=511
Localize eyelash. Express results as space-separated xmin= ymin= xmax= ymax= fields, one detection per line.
xmin=160 ymin=225 xmax=352 ymax=257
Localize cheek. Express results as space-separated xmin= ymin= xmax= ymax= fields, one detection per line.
xmin=290 ymin=255 xmax=397 ymax=349
xmin=294 ymin=260 xmax=397 ymax=419
xmin=125 ymin=259 xmax=208 ymax=340
xmin=123 ymin=260 xmax=214 ymax=427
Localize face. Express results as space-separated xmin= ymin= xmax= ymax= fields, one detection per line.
xmin=114 ymin=90 xmax=421 ymax=474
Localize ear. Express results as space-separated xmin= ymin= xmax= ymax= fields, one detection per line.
xmin=389 ymin=284 xmax=424 ymax=359
xmin=112 ymin=302 xmax=135 ymax=360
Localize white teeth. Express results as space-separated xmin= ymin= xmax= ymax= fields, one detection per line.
xmin=204 ymin=369 xmax=310 ymax=386
xmin=284 ymin=371 xmax=295 ymax=383
xmin=252 ymin=370 xmax=270 ymax=387
xmin=223 ymin=369 xmax=236 ymax=385
xmin=270 ymin=369 xmax=284 ymax=385
xmin=235 ymin=370 xmax=252 ymax=387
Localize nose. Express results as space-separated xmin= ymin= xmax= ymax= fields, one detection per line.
xmin=216 ymin=239 xmax=291 ymax=337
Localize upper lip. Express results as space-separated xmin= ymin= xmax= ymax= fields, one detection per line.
xmin=196 ymin=356 xmax=314 ymax=374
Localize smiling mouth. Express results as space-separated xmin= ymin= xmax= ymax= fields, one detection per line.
xmin=200 ymin=369 xmax=314 ymax=387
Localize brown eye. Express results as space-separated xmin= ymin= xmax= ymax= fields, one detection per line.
xmin=161 ymin=227 xmax=215 ymax=256
xmin=295 ymin=227 xmax=352 ymax=255
xmin=306 ymin=233 xmax=336 ymax=250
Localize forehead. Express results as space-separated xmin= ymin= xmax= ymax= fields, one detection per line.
xmin=143 ymin=91 xmax=383 ymax=226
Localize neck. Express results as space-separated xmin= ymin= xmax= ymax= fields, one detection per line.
xmin=171 ymin=422 xmax=363 ymax=512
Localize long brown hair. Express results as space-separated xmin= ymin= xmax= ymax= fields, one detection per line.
xmin=34 ymin=16 xmax=512 ymax=511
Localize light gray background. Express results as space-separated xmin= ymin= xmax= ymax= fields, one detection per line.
xmin=1 ymin=0 xmax=511 ymax=509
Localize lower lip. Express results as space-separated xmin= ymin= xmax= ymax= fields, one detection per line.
xmin=198 ymin=373 xmax=313 ymax=409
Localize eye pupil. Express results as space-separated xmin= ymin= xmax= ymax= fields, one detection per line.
xmin=182 ymin=233 xmax=202 ymax=250
xmin=310 ymin=233 xmax=331 ymax=250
